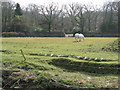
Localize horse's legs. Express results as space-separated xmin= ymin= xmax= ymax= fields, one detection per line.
xmin=75 ymin=37 xmax=76 ymax=41
xmin=75 ymin=37 xmax=78 ymax=42
xmin=80 ymin=37 xmax=84 ymax=41
xmin=82 ymin=37 xmax=85 ymax=41
xmin=75 ymin=37 xmax=77 ymax=42
xmin=78 ymin=37 xmax=80 ymax=42
xmin=81 ymin=37 xmax=83 ymax=41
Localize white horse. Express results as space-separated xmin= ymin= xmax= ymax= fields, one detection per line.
xmin=75 ymin=33 xmax=85 ymax=42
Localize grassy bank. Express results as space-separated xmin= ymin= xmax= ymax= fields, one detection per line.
xmin=1 ymin=37 xmax=119 ymax=89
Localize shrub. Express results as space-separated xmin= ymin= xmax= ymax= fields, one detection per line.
xmin=2 ymin=32 xmax=26 ymax=37
xmin=102 ymin=39 xmax=120 ymax=52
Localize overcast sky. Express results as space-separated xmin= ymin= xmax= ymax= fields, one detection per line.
xmin=10 ymin=0 xmax=116 ymax=7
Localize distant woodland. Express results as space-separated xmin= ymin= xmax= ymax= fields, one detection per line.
xmin=1 ymin=1 xmax=119 ymax=37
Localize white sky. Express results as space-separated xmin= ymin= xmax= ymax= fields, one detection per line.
xmin=10 ymin=0 xmax=116 ymax=7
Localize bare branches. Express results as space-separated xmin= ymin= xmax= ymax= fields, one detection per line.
xmin=39 ymin=3 xmax=62 ymax=32
xmin=3 ymin=1 xmax=118 ymax=34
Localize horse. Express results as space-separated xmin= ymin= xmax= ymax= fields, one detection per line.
xmin=74 ymin=33 xmax=85 ymax=42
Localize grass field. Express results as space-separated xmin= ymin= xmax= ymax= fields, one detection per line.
xmin=1 ymin=37 xmax=119 ymax=89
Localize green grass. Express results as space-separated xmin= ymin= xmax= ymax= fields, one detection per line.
xmin=1 ymin=37 xmax=119 ymax=89
xmin=2 ymin=37 xmax=118 ymax=59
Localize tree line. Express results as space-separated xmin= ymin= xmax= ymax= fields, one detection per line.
xmin=1 ymin=1 xmax=119 ymax=37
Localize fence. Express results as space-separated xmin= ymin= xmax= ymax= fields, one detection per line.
xmin=2 ymin=32 xmax=119 ymax=37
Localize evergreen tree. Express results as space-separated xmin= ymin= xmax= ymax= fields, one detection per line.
xmin=14 ymin=3 xmax=22 ymax=16
xmin=11 ymin=3 xmax=29 ymax=33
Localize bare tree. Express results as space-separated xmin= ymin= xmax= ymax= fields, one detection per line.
xmin=101 ymin=1 xmax=118 ymax=33
xmin=2 ymin=2 xmax=15 ymax=32
xmin=118 ymin=1 xmax=120 ymax=35
xmin=65 ymin=3 xmax=86 ymax=33
xmin=91 ymin=6 xmax=100 ymax=31
xmin=24 ymin=4 xmax=40 ymax=26
xmin=39 ymin=3 xmax=62 ymax=32
xmin=84 ymin=3 xmax=94 ymax=32
xmin=64 ymin=3 xmax=78 ymax=32
xmin=76 ymin=5 xmax=85 ymax=33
